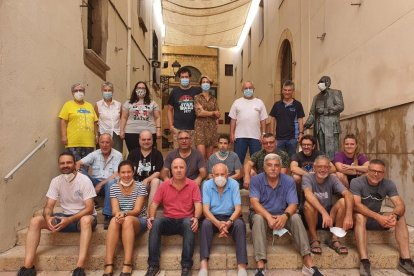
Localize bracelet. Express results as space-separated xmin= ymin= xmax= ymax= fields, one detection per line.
xmin=283 ymin=212 xmax=291 ymax=219
xmin=228 ymin=219 xmax=234 ymax=224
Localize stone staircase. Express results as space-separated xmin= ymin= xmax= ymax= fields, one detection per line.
xmin=0 ymin=190 xmax=413 ymax=273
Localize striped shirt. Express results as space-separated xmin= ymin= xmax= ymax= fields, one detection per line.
xmin=110 ymin=182 xmax=147 ymax=217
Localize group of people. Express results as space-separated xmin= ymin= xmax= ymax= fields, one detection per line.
xmin=16 ymin=75 xmax=414 ymax=276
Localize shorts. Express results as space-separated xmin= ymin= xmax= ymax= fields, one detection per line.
xmin=300 ymin=206 xmax=332 ymax=230
xmin=53 ymin=213 xmax=97 ymax=232
xmin=138 ymin=217 xmax=148 ymax=234
xmin=366 ymin=216 xmax=389 ymax=231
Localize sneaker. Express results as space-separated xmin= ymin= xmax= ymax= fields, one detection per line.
xmin=359 ymin=259 xmax=371 ymax=276
xmin=103 ymin=216 xmax=111 ymax=230
xmin=145 ymin=265 xmax=160 ymax=276
xmin=255 ymin=268 xmax=266 ymax=276
xmin=399 ymin=258 xmax=414 ymax=275
xmin=181 ymin=267 xmax=192 ymax=276
xmin=72 ymin=267 xmax=86 ymax=276
xmin=302 ymin=265 xmax=324 ymax=276
xmin=198 ymin=268 xmax=208 ymax=276
xmin=17 ymin=266 xmax=36 ymax=276
xmin=238 ymin=268 xmax=248 ymax=276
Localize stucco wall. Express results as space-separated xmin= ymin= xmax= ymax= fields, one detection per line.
xmin=0 ymin=0 xmax=162 ymax=252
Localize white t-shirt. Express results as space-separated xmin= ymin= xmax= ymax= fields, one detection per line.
xmin=229 ymin=97 xmax=268 ymax=140
xmin=46 ymin=173 xmax=97 ymax=216
xmin=123 ymin=100 xmax=160 ymax=134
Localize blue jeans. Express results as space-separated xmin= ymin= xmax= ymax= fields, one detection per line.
xmin=87 ymin=175 xmax=117 ymax=217
xmin=234 ymin=138 xmax=261 ymax=165
xmin=148 ymin=217 xmax=195 ymax=268
xmin=277 ymin=138 xmax=297 ymax=158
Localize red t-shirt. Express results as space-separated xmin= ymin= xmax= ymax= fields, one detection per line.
xmin=153 ymin=178 xmax=201 ymax=219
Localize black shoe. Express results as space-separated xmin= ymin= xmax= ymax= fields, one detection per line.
xmin=17 ymin=266 xmax=36 ymax=276
xmin=255 ymin=268 xmax=265 ymax=276
xmin=181 ymin=267 xmax=192 ymax=276
xmin=145 ymin=265 xmax=160 ymax=276
xmin=72 ymin=267 xmax=86 ymax=276
xmin=399 ymin=258 xmax=414 ymax=275
xmin=359 ymin=259 xmax=371 ymax=276
xmin=104 ymin=216 xmax=111 ymax=230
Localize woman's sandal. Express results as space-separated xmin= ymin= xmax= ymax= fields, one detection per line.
xmin=310 ymin=239 xmax=322 ymax=255
xmin=119 ymin=263 xmax=133 ymax=276
xmin=102 ymin=263 xmax=114 ymax=276
xmin=329 ymin=240 xmax=348 ymax=255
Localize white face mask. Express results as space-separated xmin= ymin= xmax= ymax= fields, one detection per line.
xmin=135 ymin=89 xmax=146 ymax=98
xmin=214 ymin=176 xmax=227 ymax=188
xmin=74 ymin=91 xmax=85 ymax=101
xmin=120 ymin=179 xmax=134 ymax=187
xmin=62 ymin=173 xmax=76 ymax=182
xmin=317 ymin=82 xmax=327 ymax=91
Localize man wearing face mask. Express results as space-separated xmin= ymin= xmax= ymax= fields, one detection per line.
xmin=17 ymin=152 xmax=97 ymax=276
xmin=167 ymin=67 xmax=202 ymax=148
xmin=94 ymin=82 xmax=123 ymax=153
xmin=199 ymin=163 xmax=248 ymax=276
xmin=304 ymin=76 xmax=344 ymax=160
xmin=229 ymin=81 xmax=268 ymax=165
xmin=59 ymin=83 xmax=98 ymax=161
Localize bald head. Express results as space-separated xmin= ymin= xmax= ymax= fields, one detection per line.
xmin=212 ymin=163 xmax=228 ymax=176
xmin=139 ymin=130 xmax=153 ymax=149
xmin=171 ymin=158 xmax=187 ymax=181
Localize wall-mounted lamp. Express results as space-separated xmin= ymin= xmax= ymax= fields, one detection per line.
xmin=115 ymin=46 xmax=123 ymax=52
xmin=316 ymin=33 xmax=326 ymax=41
xmin=172 ymin=60 xmax=181 ymax=75
xmin=350 ymin=1 xmax=362 ymax=6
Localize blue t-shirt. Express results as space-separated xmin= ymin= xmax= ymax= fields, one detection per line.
xmin=269 ymin=99 xmax=305 ymax=140
xmin=202 ymin=178 xmax=241 ymax=216
xmin=249 ymin=172 xmax=298 ymax=215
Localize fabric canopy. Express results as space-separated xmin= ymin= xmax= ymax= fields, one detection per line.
xmin=162 ymin=0 xmax=252 ymax=47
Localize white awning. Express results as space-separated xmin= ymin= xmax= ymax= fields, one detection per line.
xmin=162 ymin=0 xmax=252 ymax=47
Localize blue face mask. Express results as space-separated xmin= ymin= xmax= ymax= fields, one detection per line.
xmin=103 ymin=92 xmax=113 ymax=100
xmin=201 ymin=83 xmax=210 ymax=91
xmin=180 ymin=78 xmax=190 ymax=87
xmin=243 ymin=89 xmax=254 ymax=98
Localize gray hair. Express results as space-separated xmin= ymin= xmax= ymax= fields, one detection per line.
xmin=314 ymin=155 xmax=330 ymax=165
xmin=212 ymin=163 xmax=228 ymax=175
xmin=177 ymin=130 xmax=191 ymax=137
xmin=71 ymin=83 xmax=84 ymax=92
xmin=242 ymin=81 xmax=254 ymax=90
xmin=101 ymin=82 xmax=114 ymax=91
xmin=264 ymin=153 xmax=282 ymax=164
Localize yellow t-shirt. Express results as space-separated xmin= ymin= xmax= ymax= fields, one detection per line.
xmin=58 ymin=100 xmax=98 ymax=147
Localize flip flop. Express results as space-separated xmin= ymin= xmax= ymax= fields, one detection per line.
xmin=329 ymin=240 xmax=348 ymax=255
xmin=310 ymin=239 xmax=322 ymax=255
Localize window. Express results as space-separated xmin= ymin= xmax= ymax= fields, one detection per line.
xmin=258 ymin=0 xmax=264 ymax=44
xmin=83 ymin=0 xmax=110 ymax=80
xmin=225 ymin=64 xmax=233 ymax=76
xmin=240 ymin=50 xmax=243 ymax=82
xmin=138 ymin=0 xmax=148 ymax=33
xmin=152 ymin=31 xmax=159 ymax=84
xmin=248 ymin=29 xmax=252 ymax=66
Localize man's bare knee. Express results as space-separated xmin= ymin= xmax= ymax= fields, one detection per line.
xmin=29 ymin=216 xmax=47 ymax=230
xmin=79 ymin=216 xmax=93 ymax=228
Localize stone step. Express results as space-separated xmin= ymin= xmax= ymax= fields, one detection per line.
xmin=16 ymin=220 xmax=414 ymax=247
xmin=1 ymin=243 xmax=413 ymax=272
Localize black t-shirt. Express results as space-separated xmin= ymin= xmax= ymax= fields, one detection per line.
xmin=291 ymin=150 xmax=324 ymax=172
xmin=269 ymin=99 xmax=305 ymax=139
xmin=167 ymin=86 xmax=202 ymax=130
xmin=127 ymin=148 xmax=164 ymax=181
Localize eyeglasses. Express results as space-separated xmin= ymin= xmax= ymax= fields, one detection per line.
xmin=368 ymin=169 xmax=384 ymax=175
xmin=263 ymin=141 xmax=275 ymax=145
xmin=73 ymin=89 xmax=85 ymax=92
xmin=178 ymin=137 xmax=190 ymax=141
xmin=301 ymin=144 xmax=313 ymax=148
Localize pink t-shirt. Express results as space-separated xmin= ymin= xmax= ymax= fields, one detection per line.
xmin=153 ymin=178 xmax=201 ymax=219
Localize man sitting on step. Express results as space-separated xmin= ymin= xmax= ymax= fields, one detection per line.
xmin=76 ymin=133 xmax=122 ymax=229
xmin=351 ymin=159 xmax=414 ymax=276
xmin=17 ymin=152 xmax=97 ymax=276
xmin=146 ymin=158 xmax=202 ymax=276
xmin=302 ymin=155 xmax=353 ymax=255
xmin=199 ymin=163 xmax=248 ymax=276
xmin=249 ymin=153 xmax=323 ymax=276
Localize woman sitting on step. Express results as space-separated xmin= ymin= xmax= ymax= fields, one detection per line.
xmin=103 ymin=160 xmax=148 ymax=276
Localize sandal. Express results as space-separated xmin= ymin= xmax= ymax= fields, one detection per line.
xmin=329 ymin=240 xmax=348 ymax=255
xmin=310 ymin=239 xmax=322 ymax=255
xmin=103 ymin=263 xmax=114 ymax=276
xmin=120 ymin=263 xmax=133 ymax=276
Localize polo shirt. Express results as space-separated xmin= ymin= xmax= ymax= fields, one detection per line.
xmin=153 ymin=178 xmax=201 ymax=219
xmin=249 ymin=172 xmax=298 ymax=215
xmin=202 ymin=178 xmax=241 ymax=216
xmin=80 ymin=148 xmax=123 ymax=179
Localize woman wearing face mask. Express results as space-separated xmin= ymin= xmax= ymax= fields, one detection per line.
xmin=94 ymin=82 xmax=123 ymax=153
xmin=334 ymin=134 xmax=369 ymax=188
xmin=194 ymin=76 xmax=220 ymax=160
xmin=103 ymin=160 xmax=147 ymax=276
xmin=120 ymin=81 xmax=161 ymax=152
xmin=58 ymin=83 xmax=98 ymax=161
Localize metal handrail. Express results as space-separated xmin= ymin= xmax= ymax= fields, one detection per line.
xmin=4 ymin=138 xmax=48 ymax=183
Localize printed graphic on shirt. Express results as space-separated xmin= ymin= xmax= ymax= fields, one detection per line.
xmin=131 ymin=103 xmax=152 ymax=121
xmin=178 ymin=95 xmax=194 ymax=113
xmin=314 ymin=191 xmax=329 ymax=201
xmin=303 ymin=162 xmax=314 ymax=172
xmin=76 ymin=108 xmax=94 ymax=131
xmin=137 ymin=159 xmax=154 ymax=178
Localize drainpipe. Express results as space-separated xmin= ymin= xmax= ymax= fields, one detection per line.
xmin=126 ymin=0 xmax=132 ymax=96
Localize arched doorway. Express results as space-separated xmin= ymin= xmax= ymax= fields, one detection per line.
xmin=280 ymin=39 xmax=292 ymax=88
xmin=275 ymin=30 xmax=294 ymax=101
